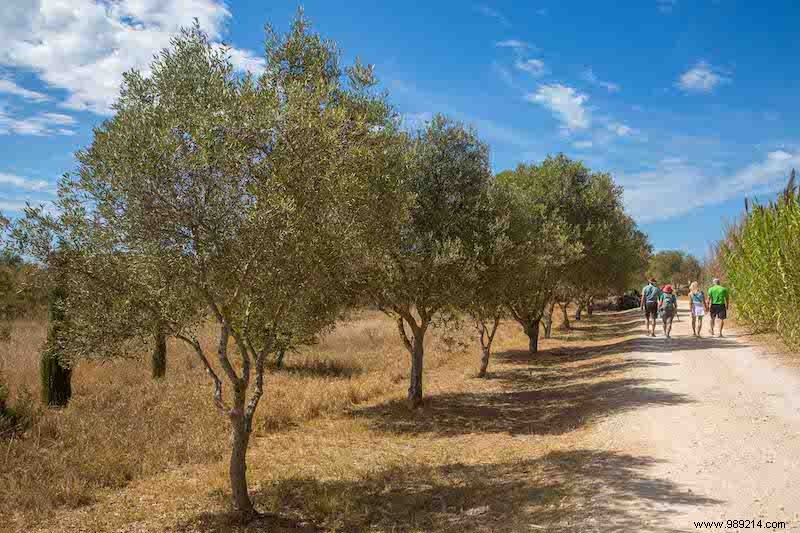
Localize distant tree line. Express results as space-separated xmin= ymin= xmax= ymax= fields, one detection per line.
xmin=647 ymin=249 xmax=702 ymax=292
xmin=2 ymin=12 xmax=650 ymax=521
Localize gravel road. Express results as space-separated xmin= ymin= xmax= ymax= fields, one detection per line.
xmin=585 ymin=308 xmax=800 ymax=532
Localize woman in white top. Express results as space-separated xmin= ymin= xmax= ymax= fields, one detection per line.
xmin=689 ymin=281 xmax=708 ymax=337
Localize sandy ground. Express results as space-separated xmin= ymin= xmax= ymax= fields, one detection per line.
xmin=584 ymin=307 xmax=800 ymax=532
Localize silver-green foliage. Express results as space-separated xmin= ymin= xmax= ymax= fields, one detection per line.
xmin=13 ymin=15 xmax=398 ymax=518
xmin=364 ymin=115 xmax=492 ymax=406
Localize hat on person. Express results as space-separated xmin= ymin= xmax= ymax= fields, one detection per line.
xmin=663 ymin=284 xmax=673 ymax=294
xmin=649 ymin=277 xmax=657 ymax=283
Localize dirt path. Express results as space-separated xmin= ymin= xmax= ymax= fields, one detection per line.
xmin=583 ymin=308 xmax=800 ymax=531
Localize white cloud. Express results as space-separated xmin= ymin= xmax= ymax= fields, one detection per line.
xmin=767 ymin=150 xmax=792 ymax=161
xmin=527 ymin=84 xmax=590 ymax=132
xmin=476 ymin=5 xmax=511 ymax=27
xmin=514 ymin=58 xmax=546 ymax=77
xmin=657 ymin=0 xmax=677 ymax=13
xmin=495 ymin=40 xmax=534 ymax=50
xmin=0 ymin=108 xmax=78 ymax=136
xmin=677 ymin=61 xmax=731 ymax=93
xmin=0 ymin=79 xmax=49 ymax=102
xmin=621 ymin=149 xmax=800 ymax=222
xmin=0 ymin=172 xmax=50 ymax=191
xmin=0 ymin=0 xmax=264 ymax=115
xmin=37 ymin=113 xmax=76 ymax=126
xmin=581 ymin=68 xmax=620 ymax=93
xmin=607 ymin=122 xmax=637 ymax=137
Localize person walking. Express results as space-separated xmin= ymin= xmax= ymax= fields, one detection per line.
xmin=640 ymin=278 xmax=661 ymax=337
xmin=689 ymin=281 xmax=707 ymax=337
xmin=706 ymin=278 xmax=730 ymax=337
xmin=658 ymin=284 xmax=678 ymax=339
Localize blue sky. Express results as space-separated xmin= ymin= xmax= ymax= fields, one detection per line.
xmin=1 ymin=1 xmax=799 ymax=257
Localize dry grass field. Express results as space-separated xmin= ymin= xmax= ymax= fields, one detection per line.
xmin=0 ymin=308 xmax=645 ymax=531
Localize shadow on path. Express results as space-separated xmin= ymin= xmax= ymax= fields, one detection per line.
xmin=176 ymin=449 xmax=722 ymax=532
xmin=353 ymin=375 xmax=691 ymax=437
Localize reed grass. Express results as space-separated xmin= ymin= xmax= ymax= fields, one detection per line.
xmin=721 ymin=172 xmax=800 ymax=348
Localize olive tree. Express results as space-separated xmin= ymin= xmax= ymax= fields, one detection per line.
xmin=364 ymin=115 xmax=491 ymax=407
xmin=496 ymin=156 xmax=595 ymax=353
xmin=14 ymin=17 xmax=396 ymax=520
xmin=553 ymin=169 xmax=651 ymax=321
xmin=464 ymin=183 xmax=515 ymax=377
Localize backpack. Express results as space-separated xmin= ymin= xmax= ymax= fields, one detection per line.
xmin=662 ymin=294 xmax=676 ymax=315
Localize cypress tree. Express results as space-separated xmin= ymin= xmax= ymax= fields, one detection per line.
xmin=40 ymin=284 xmax=71 ymax=407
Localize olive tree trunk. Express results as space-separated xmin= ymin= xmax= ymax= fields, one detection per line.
xmin=525 ymin=320 xmax=541 ymax=354
xmin=41 ymin=285 xmax=71 ymax=407
xmin=511 ymin=307 xmax=544 ymax=355
xmin=560 ymin=301 xmax=571 ymax=330
xmin=477 ymin=316 xmax=500 ymax=377
xmin=543 ymin=301 xmax=556 ymax=339
xmin=229 ymin=385 xmax=254 ymax=518
xmin=275 ymin=346 xmax=286 ymax=369
xmin=177 ymin=321 xmax=271 ymax=522
xmin=408 ymin=332 xmax=425 ymax=406
xmin=586 ymin=296 xmax=594 ymax=317
xmin=152 ymin=323 xmax=167 ymax=379
xmin=394 ymin=312 xmax=430 ymax=408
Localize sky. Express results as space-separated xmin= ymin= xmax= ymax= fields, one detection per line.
xmin=1 ymin=1 xmax=799 ymax=258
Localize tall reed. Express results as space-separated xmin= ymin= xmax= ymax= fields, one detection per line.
xmin=722 ymin=171 xmax=800 ymax=348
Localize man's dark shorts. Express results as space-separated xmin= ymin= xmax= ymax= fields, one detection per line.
xmin=710 ymin=304 xmax=727 ymax=320
xmin=645 ymin=301 xmax=658 ymax=319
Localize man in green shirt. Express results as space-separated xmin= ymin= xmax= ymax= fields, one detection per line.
xmin=706 ymin=278 xmax=730 ymax=337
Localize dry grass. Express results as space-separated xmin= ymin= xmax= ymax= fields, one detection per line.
xmin=1 ymin=307 xmax=651 ymax=531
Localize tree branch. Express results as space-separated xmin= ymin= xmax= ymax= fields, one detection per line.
xmin=175 ymin=333 xmax=229 ymax=416
xmin=488 ymin=316 xmax=500 ymax=345
xmin=244 ymin=342 xmax=271 ymax=433
xmin=396 ymin=316 xmax=413 ymax=352
xmin=215 ymin=322 xmax=240 ymax=386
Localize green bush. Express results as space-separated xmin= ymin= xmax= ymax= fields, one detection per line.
xmin=722 ymin=171 xmax=800 ymax=349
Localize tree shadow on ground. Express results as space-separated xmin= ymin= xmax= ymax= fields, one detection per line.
xmin=175 ymin=449 xmax=722 ymax=532
xmin=499 ymin=334 xmax=748 ymax=368
xmin=489 ymin=357 xmax=676 ymax=388
xmin=553 ymin=315 xmax=644 ymax=342
xmin=352 ymin=374 xmax=691 ymax=437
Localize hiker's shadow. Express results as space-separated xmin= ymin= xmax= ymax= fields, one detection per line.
xmin=174 ymin=449 xmax=722 ymax=532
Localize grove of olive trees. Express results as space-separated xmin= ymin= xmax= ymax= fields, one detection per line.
xmin=4 ymin=13 xmax=650 ymax=522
